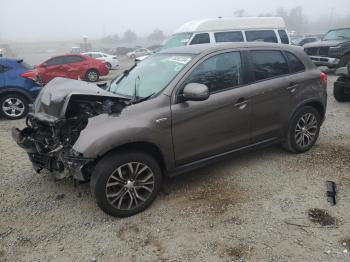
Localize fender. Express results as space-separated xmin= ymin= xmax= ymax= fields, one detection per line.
xmin=0 ymin=86 xmax=35 ymax=102
xmin=287 ymin=98 xmax=326 ymax=127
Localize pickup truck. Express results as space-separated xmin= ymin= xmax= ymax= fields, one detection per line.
xmin=304 ymin=28 xmax=350 ymax=68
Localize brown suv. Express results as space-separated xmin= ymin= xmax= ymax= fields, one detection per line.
xmin=13 ymin=43 xmax=327 ymax=217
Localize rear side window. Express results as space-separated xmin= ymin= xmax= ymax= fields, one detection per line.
xmin=285 ymin=51 xmax=305 ymax=73
xmin=65 ymin=56 xmax=85 ymax=63
xmin=214 ymin=31 xmax=244 ymax=42
xmin=250 ymin=50 xmax=289 ymax=81
xmin=278 ymin=30 xmax=289 ymax=44
xmin=46 ymin=56 xmax=66 ymax=66
xmin=190 ymin=33 xmax=210 ymax=45
xmin=90 ymin=53 xmax=102 ymax=58
xmin=245 ymin=30 xmax=278 ymax=43
xmin=185 ymin=52 xmax=242 ymax=93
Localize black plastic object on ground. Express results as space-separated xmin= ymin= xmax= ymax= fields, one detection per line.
xmin=326 ymin=181 xmax=337 ymax=206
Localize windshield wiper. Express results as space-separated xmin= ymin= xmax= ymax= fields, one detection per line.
xmin=132 ymin=93 xmax=156 ymax=104
xmin=131 ymin=76 xmax=141 ymax=103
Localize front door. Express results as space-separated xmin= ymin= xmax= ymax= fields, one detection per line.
xmin=171 ymin=51 xmax=252 ymax=166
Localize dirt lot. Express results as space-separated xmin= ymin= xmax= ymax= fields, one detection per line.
xmin=0 ymin=71 xmax=350 ymax=262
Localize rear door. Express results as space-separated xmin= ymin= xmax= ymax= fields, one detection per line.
xmin=246 ymin=49 xmax=291 ymax=142
xmin=171 ymin=51 xmax=252 ymax=166
xmin=63 ymin=55 xmax=86 ymax=79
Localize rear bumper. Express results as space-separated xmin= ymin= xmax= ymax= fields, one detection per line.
xmin=309 ymin=56 xmax=340 ymax=67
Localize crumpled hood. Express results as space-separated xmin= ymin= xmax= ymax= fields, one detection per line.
xmin=32 ymin=77 xmax=128 ymax=122
xmin=304 ymin=40 xmax=350 ymax=48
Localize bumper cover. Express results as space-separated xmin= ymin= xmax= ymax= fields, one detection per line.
xmin=309 ymin=56 xmax=340 ymax=67
xmin=12 ymin=127 xmax=93 ymax=181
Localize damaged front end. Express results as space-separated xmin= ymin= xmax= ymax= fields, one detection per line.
xmin=12 ymin=77 xmax=129 ymax=181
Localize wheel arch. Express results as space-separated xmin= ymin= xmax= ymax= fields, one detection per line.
xmin=97 ymin=141 xmax=168 ymax=175
xmin=289 ymin=99 xmax=326 ymax=124
xmin=0 ymin=87 xmax=33 ymax=102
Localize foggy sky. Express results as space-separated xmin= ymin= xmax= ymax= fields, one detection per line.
xmin=1 ymin=0 xmax=349 ymax=42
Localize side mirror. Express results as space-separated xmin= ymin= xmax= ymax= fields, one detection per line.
xmin=182 ymin=83 xmax=209 ymax=101
xmin=41 ymin=63 xmax=47 ymax=68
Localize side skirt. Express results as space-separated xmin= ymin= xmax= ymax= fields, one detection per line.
xmin=167 ymin=137 xmax=280 ymax=177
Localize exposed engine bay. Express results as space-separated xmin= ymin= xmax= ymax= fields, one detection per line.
xmin=12 ymin=78 xmax=130 ymax=181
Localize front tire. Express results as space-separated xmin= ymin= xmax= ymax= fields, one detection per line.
xmin=0 ymin=93 xmax=29 ymax=120
xmin=85 ymin=69 xmax=100 ymax=82
xmin=282 ymin=106 xmax=321 ymax=153
xmin=90 ymin=150 xmax=162 ymax=217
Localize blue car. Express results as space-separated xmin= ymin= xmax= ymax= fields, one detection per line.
xmin=0 ymin=58 xmax=41 ymax=120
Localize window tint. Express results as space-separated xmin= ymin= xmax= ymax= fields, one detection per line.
xmin=245 ymin=30 xmax=278 ymax=43
xmin=285 ymin=51 xmax=305 ymax=73
xmin=46 ymin=56 xmax=65 ymax=66
xmin=190 ymin=33 xmax=210 ymax=45
xmin=185 ymin=52 xmax=242 ymax=93
xmin=65 ymin=56 xmax=85 ymax=63
xmin=278 ymin=30 xmax=289 ymax=44
xmin=214 ymin=31 xmax=244 ymax=42
xmin=250 ymin=50 xmax=289 ymax=81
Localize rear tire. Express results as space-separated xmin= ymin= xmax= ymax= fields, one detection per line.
xmin=282 ymin=106 xmax=321 ymax=153
xmin=90 ymin=150 xmax=162 ymax=217
xmin=85 ymin=69 xmax=100 ymax=82
xmin=0 ymin=93 xmax=29 ymax=120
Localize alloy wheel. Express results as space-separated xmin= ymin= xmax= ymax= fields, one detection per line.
xmin=2 ymin=97 xmax=25 ymax=118
xmin=105 ymin=162 xmax=155 ymax=211
xmin=87 ymin=71 xmax=98 ymax=82
xmin=294 ymin=113 xmax=318 ymax=148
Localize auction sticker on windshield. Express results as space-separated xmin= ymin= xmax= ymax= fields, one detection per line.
xmin=166 ymin=56 xmax=192 ymax=65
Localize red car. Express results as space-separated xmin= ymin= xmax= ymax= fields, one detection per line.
xmin=35 ymin=54 xmax=109 ymax=84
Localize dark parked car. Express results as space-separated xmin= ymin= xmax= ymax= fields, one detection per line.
xmin=304 ymin=28 xmax=350 ymax=68
xmin=292 ymin=36 xmax=320 ymax=46
xmin=333 ymin=64 xmax=350 ymax=102
xmin=35 ymin=54 xmax=109 ymax=85
xmin=0 ymin=58 xmax=41 ymax=120
xmin=13 ymin=43 xmax=327 ymax=217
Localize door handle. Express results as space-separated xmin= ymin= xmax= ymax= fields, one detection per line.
xmin=234 ymin=98 xmax=248 ymax=110
xmin=287 ymin=82 xmax=298 ymax=93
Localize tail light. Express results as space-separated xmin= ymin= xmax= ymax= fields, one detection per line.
xmin=320 ymin=72 xmax=327 ymax=86
xmin=20 ymin=71 xmax=37 ymax=81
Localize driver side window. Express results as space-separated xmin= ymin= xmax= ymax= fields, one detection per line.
xmin=185 ymin=52 xmax=242 ymax=93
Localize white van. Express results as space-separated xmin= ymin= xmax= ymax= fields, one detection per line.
xmin=162 ymin=17 xmax=290 ymax=49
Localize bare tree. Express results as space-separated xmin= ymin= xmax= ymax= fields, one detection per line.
xmin=122 ymin=30 xmax=138 ymax=43
xmin=233 ymin=9 xmax=245 ymax=17
xmin=148 ymin=29 xmax=165 ymax=42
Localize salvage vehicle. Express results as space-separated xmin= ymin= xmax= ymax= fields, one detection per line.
xmin=35 ymin=54 xmax=109 ymax=85
xmin=333 ymin=63 xmax=350 ymax=102
xmin=82 ymin=52 xmax=119 ymax=70
xmin=162 ymin=17 xmax=290 ymax=50
xmin=13 ymin=43 xmax=327 ymax=217
xmin=0 ymin=58 xmax=41 ymax=120
xmin=304 ymin=28 xmax=350 ymax=68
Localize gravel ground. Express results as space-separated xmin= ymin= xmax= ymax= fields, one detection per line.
xmin=1 ymin=72 xmax=350 ymax=262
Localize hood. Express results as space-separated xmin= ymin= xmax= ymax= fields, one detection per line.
xmin=32 ymin=77 xmax=129 ymax=122
xmin=304 ymin=39 xmax=350 ymax=48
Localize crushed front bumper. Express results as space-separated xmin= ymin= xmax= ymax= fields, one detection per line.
xmin=12 ymin=127 xmax=94 ymax=181
xmin=309 ymin=56 xmax=340 ymax=67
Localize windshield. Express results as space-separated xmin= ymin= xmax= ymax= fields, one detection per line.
xmin=162 ymin=33 xmax=193 ymax=50
xmin=323 ymin=29 xmax=350 ymax=40
xmin=110 ymin=53 xmax=194 ymax=98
